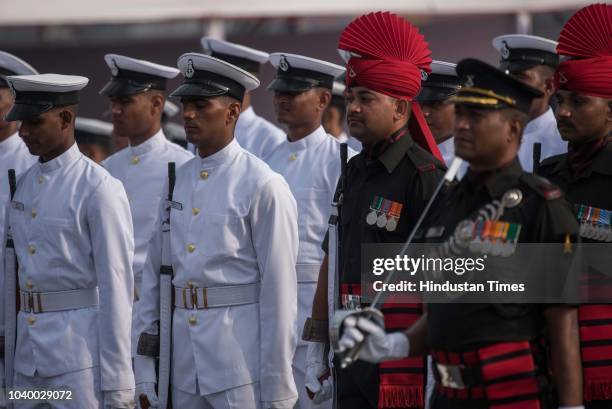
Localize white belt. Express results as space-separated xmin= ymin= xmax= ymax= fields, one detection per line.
xmin=19 ymin=287 xmax=99 ymax=314
xmin=173 ymin=283 xmax=259 ymax=309
xmin=297 ymin=264 xmax=320 ymax=283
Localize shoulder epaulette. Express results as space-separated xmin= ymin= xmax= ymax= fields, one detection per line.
xmin=406 ymin=146 xmax=444 ymax=174
xmin=520 ymin=174 xmax=562 ymax=200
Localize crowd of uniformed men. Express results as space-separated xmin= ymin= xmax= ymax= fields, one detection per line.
xmin=0 ymin=3 xmax=611 ymax=409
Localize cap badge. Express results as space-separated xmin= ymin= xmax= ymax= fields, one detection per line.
xmin=185 ymin=59 xmax=195 ymax=79
xmin=464 ymin=74 xmax=475 ymax=88
xmin=279 ymin=55 xmax=290 ymax=72
xmin=348 ymin=66 xmax=356 ymax=78
xmin=558 ymin=71 xmax=568 ymax=84
xmin=110 ymin=59 xmax=119 ymax=77
xmin=420 ymin=70 xmax=429 ymax=81
xmin=500 ymin=41 xmax=511 ymax=59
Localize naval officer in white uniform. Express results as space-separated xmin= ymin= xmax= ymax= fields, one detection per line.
xmin=134 ymin=53 xmax=299 ymax=409
xmin=265 ymin=52 xmax=356 ymax=409
xmin=0 ymin=50 xmax=38 ymax=409
xmin=3 ymin=73 xmax=135 ymax=408
xmin=492 ymin=34 xmax=566 ymax=172
xmin=99 ymin=54 xmax=193 ymax=353
xmin=200 ymin=37 xmax=286 ymax=159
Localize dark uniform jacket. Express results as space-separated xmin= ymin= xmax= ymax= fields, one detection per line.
xmin=325 ymin=129 xmax=444 ymax=408
xmin=425 ymin=159 xmax=579 ymax=351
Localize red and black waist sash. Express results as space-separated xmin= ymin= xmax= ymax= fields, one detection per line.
xmin=341 ymin=283 xmax=425 ymax=409
xmin=432 ymin=341 xmax=544 ymax=409
xmin=579 ymin=304 xmax=612 ymax=401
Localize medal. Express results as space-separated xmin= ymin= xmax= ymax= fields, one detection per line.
xmin=469 ymin=220 xmax=484 ymax=253
xmin=501 ymin=223 xmax=521 ymax=257
xmin=386 ymin=217 xmax=398 ymax=232
xmin=386 ymin=202 xmax=403 ymax=232
xmin=377 ymin=199 xmax=392 ymax=228
xmin=481 ymin=220 xmax=494 ymax=254
xmin=491 ymin=222 xmax=505 ymax=256
xmin=366 ymin=211 xmax=378 ymax=225
xmin=366 ymin=196 xmax=383 ymax=225
xmin=376 ymin=214 xmax=388 ymax=228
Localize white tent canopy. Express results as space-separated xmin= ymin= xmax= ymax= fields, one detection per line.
xmin=2 ymin=0 xmax=592 ymax=26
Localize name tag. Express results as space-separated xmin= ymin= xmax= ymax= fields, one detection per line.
xmin=166 ymin=200 xmax=183 ymax=211
xmin=11 ymin=201 xmax=24 ymax=211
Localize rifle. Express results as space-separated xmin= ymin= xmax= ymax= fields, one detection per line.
xmin=4 ymin=169 xmax=17 ymax=409
xmin=138 ymin=163 xmax=176 ymax=409
xmin=532 ymin=142 xmax=542 ymax=174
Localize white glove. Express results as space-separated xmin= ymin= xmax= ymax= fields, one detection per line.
xmin=304 ymin=342 xmax=333 ymax=404
xmin=134 ymin=355 xmax=159 ymax=408
xmin=103 ymin=389 xmax=135 ymax=409
xmin=337 ymin=314 xmax=409 ymax=363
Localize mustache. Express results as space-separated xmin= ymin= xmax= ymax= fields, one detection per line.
xmin=557 ymin=120 xmax=575 ymax=129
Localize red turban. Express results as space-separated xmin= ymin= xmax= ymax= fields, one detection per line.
xmin=555 ymin=57 xmax=612 ymax=99
xmin=339 ymin=12 xmax=443 ymax=163
xmin=555 ymin=3 xmax=612 ymax=98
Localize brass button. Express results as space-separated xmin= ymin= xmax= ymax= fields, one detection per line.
xmin=187 ymin=244 xmax=196 ymax=253
xmin=192 ymin=207 xmax=200 ymax=216
xmin=289 ymin=153 xmax=297 ymax=161
xmin=188 ymin=315 xmax=197 ymax=326
xmin=131 ymin=156 xmax=140 ymax=165
xmin=187 ymin=281 xmax=195 ymax=289
xmin=199 ymin=171 xmax=209 ymax=180
xmin=37 ymin=176 xmax=44 ymax=184
xmin=31 ymin=208 xmax=37 ymax=218
xmin=26 ymin=316 xmax=36 ymax=325
xmin=28 ymin=245 xmax=36 ymax=255
xmin=25 ymin=279 xmax=34 ymax=289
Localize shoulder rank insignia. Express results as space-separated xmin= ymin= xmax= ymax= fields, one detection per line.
xmin=366 ymin=196 xmax=403 ymax=232
xmin=576 ymin=204 xmax=612 ymax=242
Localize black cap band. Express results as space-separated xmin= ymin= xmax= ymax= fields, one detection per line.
xmin=6 ymin=90 xmax=80 ymax=121
xmin=100 ymin=68 xmax=168 ymax=97
xmin=500 ymin=47 xmax=559 ymax=70
xmin=210 ymin=51 xmax=261 ymax=75
xmin=269 ymin=66 xmax=334 ymax=92
xmin=14 ymin=90 xmax=79 ymax=107
xmin=170 ymin=69 xmax=246 ymax=101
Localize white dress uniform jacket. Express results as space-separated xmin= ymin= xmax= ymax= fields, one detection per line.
xmin=264 ymin=126 xmax=355 ymax=349
xmin=102 ymin=129 xmax=193 ymax=289
xmin=235 ymin=106 xmax=285 ymax=159
xmin=137 ymin=138 xmax=299 ymax=404
xmin=518 ymin=107 xmax=566 ymax=172
xmin=7 ymin=143 xmax=135 ymax=391
xmin=1 ymin=133 xmax=37 ymax=335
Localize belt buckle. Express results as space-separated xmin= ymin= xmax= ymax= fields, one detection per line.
xmin=341 ymin=294 xmax=361 ymax=311
xmin=27 ymin=292 xmax=35 ymax=313
xmin=436 ymin=363 xmax=466 ymax=390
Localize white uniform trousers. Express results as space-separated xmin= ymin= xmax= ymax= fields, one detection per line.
xmin=172 ymin=382 xmax=260 ymax=409
xmin=292 ymin=346 xmax=332 ymax=409
xmin=13 ymin=366 xmax=102 ymax=409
